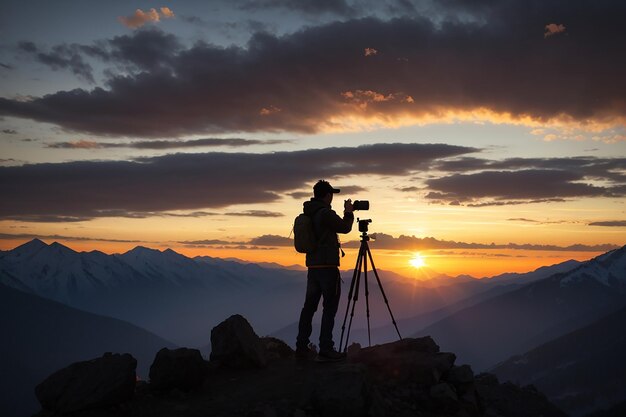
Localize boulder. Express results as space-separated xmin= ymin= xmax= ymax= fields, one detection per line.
xmin=210 ymin=314 xmax=268 ymax=369
xmin=351 ymin=337 xmax=455 ymax=384
xmin=260 ymin=337 xmax=294 ymax=360
xmin=35 ymin=352 xmax=136 ymax=414
xmin=149 ymin=347 xmax=208 ymax=392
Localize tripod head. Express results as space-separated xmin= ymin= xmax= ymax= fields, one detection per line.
xmin=358 ymin=218 xmax=372 ymax=241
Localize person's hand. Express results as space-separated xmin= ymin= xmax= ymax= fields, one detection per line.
xmin=344 ymin=199 xmax=354 ymax=213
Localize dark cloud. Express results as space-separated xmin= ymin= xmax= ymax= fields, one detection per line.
xmin=0 ymin=143 xmax=473 ymax=220
xmin=426 ymin=170 xmax=608 ymax=204
xmin=507 ymin=217 xmax=576 ymax=225
xmin=425 ymin=156 xmax=626 ymax=205
xmin=179 ymin=239 xmax=238 ymax=245
xmin=2 ymin=129 xmax=17 ymax=134
xmin=0 ymin=233 xmax=141 ymax=244
xmin=398 ymin=186 xmax=420 ymax=192
xmin=588 ymin=220 xmax=626 ymax=227
xmin=46 ymin=138 xmax=293 ymax=149
xmin=224 ymin=210 xmax=284 ymax=217
xmin=3 ymin=1 xmax=625 ymax=137
xmin=2 ymin=210 xmax=221 ymax=223
xmin=247 ymin=234 xmax=293 ymax=246
xmin=185 ymin=231 xmax=619 ymax=252
xmin=237 ymin=0 xmax=355 ymax=16
xmin=0 ymin=63 xmax=13 ymax=70
xmin=288 ymin=191 xmax=310 ymax=199
xmin=342 ymin=233 xmax=619 ymax=252
xmin=18 ymin=42 xmax=95 ymax=83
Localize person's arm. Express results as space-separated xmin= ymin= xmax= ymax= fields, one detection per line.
xmin=323 ymin=200 xmax=354 ymax=234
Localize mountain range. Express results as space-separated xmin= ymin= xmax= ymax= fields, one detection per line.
xmin=413 ymin=246 xmax=626 ymax=370
xmin=0 ymin=238 xmax=548 ymax=347
xmin=492 ymin=304 xmax=626 ymax=416
xmin=3 ymin=238 xmax=625 ymax=417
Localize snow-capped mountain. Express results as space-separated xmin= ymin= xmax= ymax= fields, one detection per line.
xmin=0 ymin=239 xmax=147 ymax=302
xmin=413 ymin=245 xmax=626 ymax=371
xmin=560 ymin=246 xmax=626 ymax=291
xmin=0 ymin=240 xmax=308 ymax=346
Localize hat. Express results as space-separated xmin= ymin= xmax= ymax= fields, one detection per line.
xmin=313 ymin=180 xmax=340 ymax=198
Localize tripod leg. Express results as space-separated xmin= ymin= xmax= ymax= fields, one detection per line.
xmin=343 ymin=249 xmax=364 ymax=352
xmin=339 ymin=243 xmax=364 ymax=351
xmin=363 ymin=242 xmax=371 ymax=347
xmin=366 ymin=245 xmax=402 ymax=341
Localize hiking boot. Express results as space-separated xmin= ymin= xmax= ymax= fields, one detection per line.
xmin=295 ymin=346 xmax=315 ymax=361
xmin=315 ymin=349 xmax=346 ymax=363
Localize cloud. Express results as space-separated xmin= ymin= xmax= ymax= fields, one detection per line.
xmin=18 ymin=42 xmax=95 ymax=83
xmin=364 ymin=47 xmax=378 ymax=56
xmin=544 ymin=23 xmax=566 ymax=38
xmin=4 ymin=2 xmax=625 ymax=137
xmin=46 ymin=138 xmax=293 ymax=149
xmin=0 ymin=143 xmax=474 ymax=220
xmin=2 ymin=129 xmax=17 ymax=134
xmin=237 ymin=0 xmax=354 ymax=16
xmin=0 ymin=63 xmax=12 ymax=70
xmin=588 ymin=220 xmax=626 ymax=227
xmin=342 ymin=233 xmax=619 ymax=252
xmin=224 ymin=210 xmax=284 ymax=217
xmin=247 ymin=234 xmax=293 ymax=246
xmin=0 ymin=233 xmax=141 ymax=244
xmin=398 ymin=186 xmax=420 ymax=192
xmin=160 ymin=7 xmax=175 ymax=18
xmin=189 ymin=232 xmax=619 ymax=253
xmin=118 ymin=8 xmax=175 ymax=29
xmin=427 ymin=155 xmax=626 ymax=205
xmin=425 ymin=170 xmax=615 ymax=205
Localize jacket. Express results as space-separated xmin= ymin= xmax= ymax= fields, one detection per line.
xmin=303 ymin=198 xmax=354 ymax=267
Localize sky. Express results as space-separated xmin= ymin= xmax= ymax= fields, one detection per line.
xmin=0 ymin=0 xmax=624 ymax=277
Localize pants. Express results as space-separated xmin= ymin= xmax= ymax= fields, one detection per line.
xmin=296 ymin=267 xmax=341 ymax=352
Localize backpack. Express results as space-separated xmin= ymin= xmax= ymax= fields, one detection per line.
xmin=293 ymin=208 xmax=326 ymax=253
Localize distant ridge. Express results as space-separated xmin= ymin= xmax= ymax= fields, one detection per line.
xmin=414 ymin=245 xmax=626 ymax=370
xmin=492 ymin=304 xmax=626 ymax=416
xmin=0 ymin=282 xmax=175 ymax=417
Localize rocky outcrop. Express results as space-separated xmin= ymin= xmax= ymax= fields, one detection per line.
xmin=35 ymin=352 xmax=136 ymax=414
xmin=475 ymin=373 xmax=568 ymax=417
xmin=34 ymin=315 xmax=567 ymax=417
xmin=149 ymin=348 xmax=208 ymax=392
xmin=210 ymin=314 xmax=268 ymax=369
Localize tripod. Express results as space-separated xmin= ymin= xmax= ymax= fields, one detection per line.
xmin=339 ymin=219 xmax=402 ymax=352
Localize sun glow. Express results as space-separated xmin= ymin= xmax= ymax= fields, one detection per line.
xmin=409 ymin=253 xmax=426 ymax=269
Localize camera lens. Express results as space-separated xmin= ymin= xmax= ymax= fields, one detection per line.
xmin=353 ymin=200 xmax=369 ymax=210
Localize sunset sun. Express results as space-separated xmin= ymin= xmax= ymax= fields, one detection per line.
xmin=409 ymin=253 xmax=426 ymax=269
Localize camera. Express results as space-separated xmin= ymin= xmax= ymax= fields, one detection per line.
xmin=353 ymin=200 xmax=369 ymax=211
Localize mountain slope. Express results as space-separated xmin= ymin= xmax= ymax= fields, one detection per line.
xmin=0 ymin=283 xmax=175 ymax=417
xmin=414 ymin=246 xmax=626 ymax=371
xmin=492 ymin=305 xmax=626 ymax=417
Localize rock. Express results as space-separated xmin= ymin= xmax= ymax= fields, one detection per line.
xmin=475 ymin=375 xmax=568 ymax=417
xmin=35 ymin=352 xmax=136 ymax=414
xmin=447 ymin=365 xmax=475 ymax=385
xmin=430 ymin=382 xmax=459 ymax=403
xmin=260 ymin=337 xmax=294 ymax=360
xmin=210 ymin=314 xmax=268 ymax=369
xmin=310 ymin=364 xmax=377 ymax=417
xmin=352 ymin=338 xmax=455 ymax=384
xmin=149 ymin=347 xmax=208 ymax=392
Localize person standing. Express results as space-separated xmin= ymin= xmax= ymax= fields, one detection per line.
xmin=296 ymin=180 xmax=354 ymax=361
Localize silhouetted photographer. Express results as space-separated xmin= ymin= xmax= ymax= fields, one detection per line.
xmin=294 ymin=180 xmax=354 ymax=362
